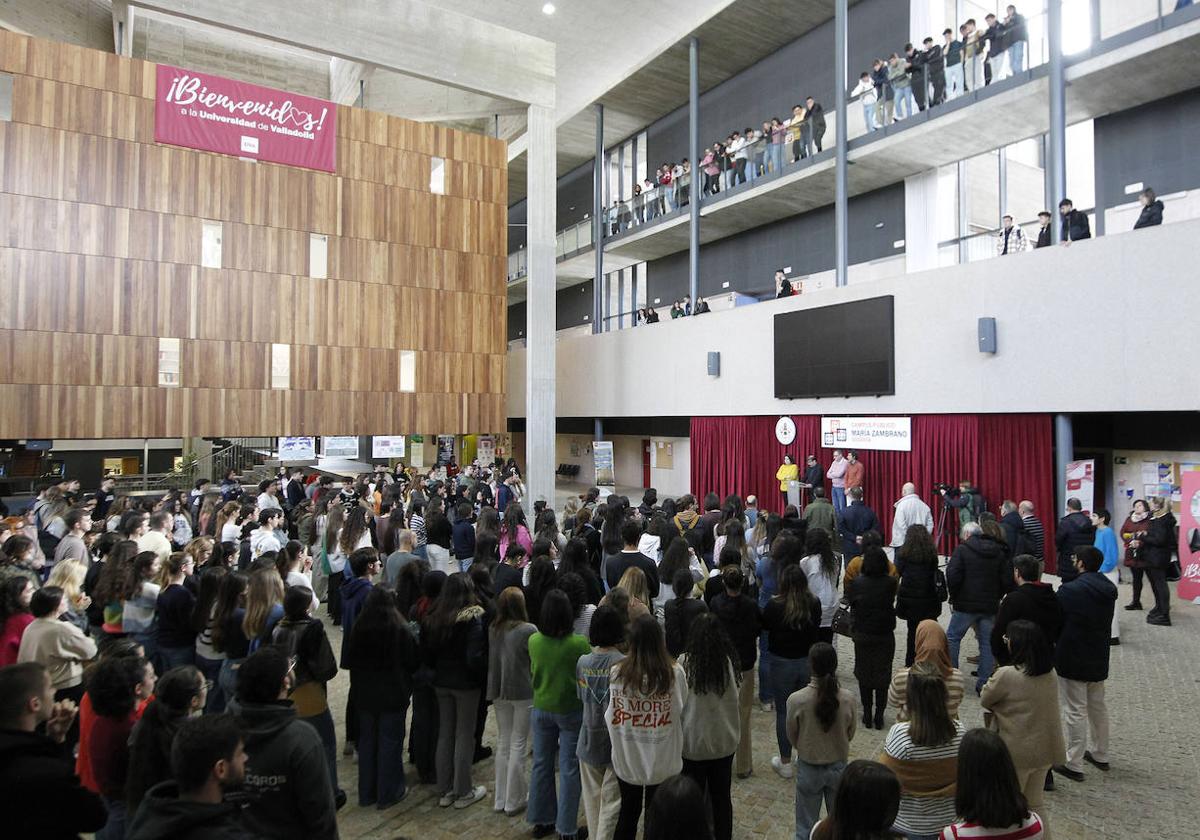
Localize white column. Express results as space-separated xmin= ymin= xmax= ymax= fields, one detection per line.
xmin=525 ymin=104 xmax=557 ymax=505
xmin=904 ymin=170 xmax=940 ymax=272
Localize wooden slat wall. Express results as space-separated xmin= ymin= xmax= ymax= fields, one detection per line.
xmin=0 ymin=30 xmax=507 ymax=438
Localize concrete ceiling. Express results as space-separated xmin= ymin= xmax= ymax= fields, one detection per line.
xmin=506 ymin=0 xmax=840 ymax=203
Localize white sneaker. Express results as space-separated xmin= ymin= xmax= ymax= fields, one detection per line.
xmin=438 ymin=792 xmax=456 ymax=808
xmin=454 ymin=785 xmax=487 ymax=809
xmin=770 ymin=756 xmax=794 ymax=779
xmin=759 ymin=701 xmax=774 ymax=713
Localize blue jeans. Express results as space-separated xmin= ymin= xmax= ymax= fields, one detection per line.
xmin=218 ymin=658 xmax=243 ymax=713
xmin=945 ymin=63 xmax=964 ymax=99
xmin=794 ymin=759 xmax=845 ymax=840
xmin=862 ymin=101 xmax=877 ymax=132
xmin=1008 ymin=41 xmax=1025 ymax=75
xmin=749 ymin=153 xmax=762 ymax=182
xmin=96 ymin=797 xmax=127 ymax=840
xmin=528 ymin=707 xmax=583 ymax=836
xmin=768 ymin=654 xmax=810 ymax=759
xmin=307 ymin=706 xmax=340 ymax=800
xmin=894 ymin=86 xmax=915 ymax=119
xmin=195 ymin=654 xmax=226 ymax=712
xmin=758 ymin=632 xmax=772 ymax=702
xmin=157 ymin=645 xmax=194 ymax=671
xmin=946 ymin=610 xmax=995 ymax=692
xmin=358 ymin=708 xmax=408 ymax=807
xmin=768 ymin=143 xmax=784 ymax=173
xmin=831 ymin=487 xmax=847 ymax=519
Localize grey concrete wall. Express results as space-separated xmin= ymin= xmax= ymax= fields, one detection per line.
xmin=507 ymin=279 xmax=596 ymax=341
xmin=508 ymin=159 xmax=594 ymax=252
xmin=508 ymin=216 xmax=1200 ymax=418
xmin=644 ymin=184 xmax=906 ymax=304
xmin=645 ymin=0 xmax=909 ymax=168
xmin=1093 ymin=87 xmax=1200 ymax=217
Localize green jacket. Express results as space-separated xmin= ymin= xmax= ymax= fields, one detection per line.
xmin=803 ymin=498 xmax=837 ymax=537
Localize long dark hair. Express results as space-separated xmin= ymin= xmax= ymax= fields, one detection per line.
xmin=1004 ymin=619 xmax=1053 ymax=677
xmin=524 ymin=557 xmax=558 ymax=626
xmin=803 ymin=527 xmax=838 ymax=583
xmin=503 ymin=502 xmax=528 ymax=542
xmin=658 ymin=539 xmax=692 ymax=587
xmin=681 ymin=612 xmax=740 ymax=695
xmin=339 ymin=506 xmax=371 ymax=556
xmin=813 ymin=760 xmax=901 ymax=840
xmin=897 ymin=524 xmax=937 ymax=566
xmin=644 ymin=773 xmax=713 ymax=840
xmin=348 ymin=588 xmax=411 ymax=668
xmin=955 ymin=729 xmax=1029 ymax=828
xmin=395 ymin=558 xmax=430 ymax=617
xmin=774 ymin=564 xmax=815 ymax=627
xmin=0 ymin=576 xmax=31 ymax=624
xmin=94 ymin=539 xmax=138 ymax=605
xmin=422 ymin=572 xmax=478 ymax=646
xmin=190 ymin=565 xmax=228 ymax=634
xmin=906 ymin=662 xmax=956 ymax=747
xmin=613 ymin=614 xmax=674 ymax=697
xmin=210 ymin=570 xmax=248 ymax=653
xmin=810 ymin=642 xmax=841 ymax=732
xmin=557 ymin=538 xmax=592 ymax=580
xmin=118 ymin=552 xmax=160 ymax=601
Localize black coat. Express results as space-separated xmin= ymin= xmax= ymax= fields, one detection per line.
xmin=0 ymin=728 xmax=107 ymax=838
xmin=946 ymin=534 xmax=1011 ymax=614
xmin=710 ymin=592 xmax=762 ymax=671
xmin=895 ymin=553 xmax=942 ymax=621
xmin=1133 ymin=199 xmax=1164 ymax=229
xmin=847 ymin=573 xmax=897 ymax=635
xmin=1140 ymin=512 xmax=1177 ymax=569
xmin=838 ymin=502 xmax=881 ymax=560
xmin=1055 ymin=512 xmax=1096 ymax=581
xmin=1000 ymin=510 xmax=1033 ymax=559
xmin=1060 ymin=209 xmax=1091 ymax=241
xmin=802 ymin=464 xmax=823 ymax=491
xmin=807 ymin=103 xmax=826 ymax=133
xmin=1035 ymin=224 xmax=1052 ymax=248
xmin=1055 ymin=572 xmax=1117 ymax=682
xmin=990 ymin=581 xmax=1063 ymax=665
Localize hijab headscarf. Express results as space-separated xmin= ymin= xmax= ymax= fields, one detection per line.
xmin=913 ymin=619 xmax=953 ymax=679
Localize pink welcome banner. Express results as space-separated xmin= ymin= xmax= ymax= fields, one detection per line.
xmin=155 ymin=64 xmax=337 ymax=172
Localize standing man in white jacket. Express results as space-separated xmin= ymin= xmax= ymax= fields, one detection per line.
xmin=891 ymin=483 xmax=934 ymax=557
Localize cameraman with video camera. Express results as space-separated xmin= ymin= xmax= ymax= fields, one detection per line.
xmin=938 ymin=480 xmax=985 ymax=528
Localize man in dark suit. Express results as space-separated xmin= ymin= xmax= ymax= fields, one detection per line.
xmin=1055 ymin=498 xmax=1096 ymax=583
xmin=837 ymin=486 xmax=881 ymax=562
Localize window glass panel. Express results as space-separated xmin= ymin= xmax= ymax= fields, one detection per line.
xmin=430 ymin=157 xmax=445 ymax=194
xmin=201 ymin=220 xmax=222 ymax=269
xmin=270 ymin=344 xmax=290 ymax=390
xmin=158 ymin=337 xmax=180 ymax=387
xmin=0 ymin=73 xmax=12 ymax=121
xmin=309 ymin=233 xmax=328 ymax=278
xmin=399 ymin=350 xmax=416 ymax=392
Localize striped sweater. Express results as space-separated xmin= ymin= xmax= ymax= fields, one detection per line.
xmin=881 ymin=720 xmax=964 ymax=835
xmin=941 ymin=814 xmax=1044 ymax=839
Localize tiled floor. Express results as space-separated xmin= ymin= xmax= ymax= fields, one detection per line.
xmin=324 ymin=494 xmax=1198 ymax=840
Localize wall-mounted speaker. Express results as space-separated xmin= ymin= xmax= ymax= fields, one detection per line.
xmin=978 ymin=317 xmax=997 ymax=354
xmin=707 ymin=351 xmax=720 ymax=376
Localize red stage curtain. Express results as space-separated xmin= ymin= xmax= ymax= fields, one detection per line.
xmin=690 ymin=414 xmax=1055 ymax=562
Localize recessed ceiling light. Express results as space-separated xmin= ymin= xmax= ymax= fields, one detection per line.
xmin=542 ymin=2 xmax=556 ymax=14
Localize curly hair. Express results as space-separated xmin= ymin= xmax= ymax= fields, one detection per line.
xmin=87 ymin=655 xmax=151 ymax=718
xmin=681 ymin=612 xmax=742 ymax=695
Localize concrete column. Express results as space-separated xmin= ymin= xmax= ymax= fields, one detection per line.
xmin=904 ymin=170 xmax=939 ymax=272
xmin=958 ymin=159 xmax=969 ymax=263
xmin=617 ymin=269 xmax=625 ymax=330
xmin=525 ymin=103 xmax=557 ymax=506
xmin=112 ymin=1 xmax=135 ymax=56
xmin=998 ymin=146 xmax=1008 ymax=221
xmin=593 ymin=104 xmax=604 ymax=335
xmin=834 ymin=0 xmax=849 ymax=286
xmin=1054 ymin=413 xmax=1073 ymax=518
xmin=1048 ymin=0 xmax=1066 ymax=244
xmin=688 ymin=36 xmax=700 ymax=304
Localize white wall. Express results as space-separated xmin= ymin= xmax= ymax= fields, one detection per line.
xmin=649 ymin=437 xmax=691 ymax=498
xmin=508 ymin=217 xmax=1200 ymax=418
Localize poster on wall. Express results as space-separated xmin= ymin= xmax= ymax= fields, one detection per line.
xmin=476 ymin=435 xmax=495 ymax=466
xmin=410 ymin=435 xmax=425 ymax=469
xmin=652 ymin=441 xmax=674 ymax=470
xmin=322 ymin=436 xmax=359 ymax=459
xmin=593 ymin=441 xmax=615 ymax=487
xmin=436 ymin=435 xmax=456 ymax=466
xmin=1063 ymin=459 xmax=1095 ymax=513
xmin=371 ymin=436 xmax=406 ymax=459
xmin=278 ymin=437 xmax=316 ymax=461
xmin=1178 ymin=470 xmax=1200 ymax=604
xmin=155 ymin=64 xmax=337 ymax=172
xmin=820 ymin=416 xmax=912 ymax=452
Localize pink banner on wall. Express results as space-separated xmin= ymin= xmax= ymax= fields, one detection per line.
xmin=154 ymin=64 xmax=337 ymax=172
xmin=1178 ymin=470 xmax=1200 ymax=604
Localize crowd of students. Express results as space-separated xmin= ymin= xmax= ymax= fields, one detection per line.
xmin=0 ymin=456 xmax=1156 ymax=840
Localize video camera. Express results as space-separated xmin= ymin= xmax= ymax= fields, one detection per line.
xmin=933 ymin=482 xmax=960 ymax=497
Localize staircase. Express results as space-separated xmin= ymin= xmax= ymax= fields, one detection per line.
xmin=111 ymin=437 xmax=278 ymax=494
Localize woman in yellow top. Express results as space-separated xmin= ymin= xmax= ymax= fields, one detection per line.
xmin=776 ymin=455 xmax=799 ymax=508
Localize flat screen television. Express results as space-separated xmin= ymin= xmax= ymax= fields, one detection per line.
xmin=773 ymin=296 xmax=895 ymax=399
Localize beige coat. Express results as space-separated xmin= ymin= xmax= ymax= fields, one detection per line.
xmin=17 ymin=616 xmax=97 ymax=689
xmin=980 ymin=665 xmax=1066 ymax=770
